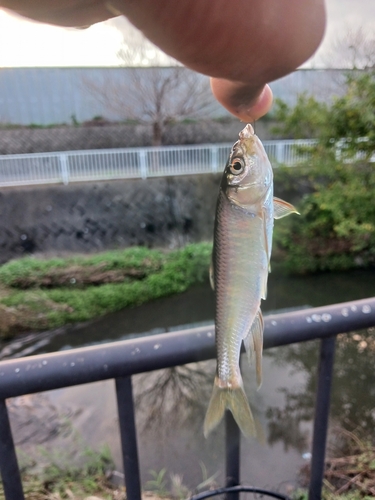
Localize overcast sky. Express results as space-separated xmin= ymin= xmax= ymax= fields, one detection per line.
xmin=0 ymin=1 xmax=374 ymax=68
xmin=308 ymin=0 xmax=375 ymax=67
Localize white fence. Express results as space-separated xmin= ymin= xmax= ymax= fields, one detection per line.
xmin=0 ymin=139 xmax=315 ymax=187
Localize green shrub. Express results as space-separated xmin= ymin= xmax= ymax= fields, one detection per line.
xmin=272 ymin=71 xmax=375 ymax=274
xmin=274 ymin=162 xmax=375 ymax=274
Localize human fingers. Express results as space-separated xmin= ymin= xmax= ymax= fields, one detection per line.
xmin=1 ymin=0 xmax=326 ymax=75
xmin=111 ymin=0 xmax=326 ymax=120
xmin=0 ymin=0 xmax=111 ymax=26
xmin=210 ymin=81 xmax=273 ymax=122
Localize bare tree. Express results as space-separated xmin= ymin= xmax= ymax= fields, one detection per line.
xmin=324 ymin=25 xmax=375 ymax=69
xmin=133 ymin=362 xmax=215 ymax=430
xmin=84 ymin=22 xmax=215 ymax=145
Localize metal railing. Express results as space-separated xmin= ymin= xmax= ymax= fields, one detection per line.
xmin=0 ymin=296 xmax=374 ymax=500
xmin=0 ymin=140 xmax=315 ymax=187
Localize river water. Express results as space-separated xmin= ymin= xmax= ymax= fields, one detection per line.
xmin=3 ymin=267 xmax=375 ymax=495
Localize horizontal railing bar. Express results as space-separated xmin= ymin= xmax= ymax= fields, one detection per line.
xmin=0 ymin=140 xmax=315 ymax=160
xmin=0 ymin=297 xmax=374 ymax=399
xmin=0 ymin=144 xmax=232 ymax=161
xmin=264 ymin=297 xmax=375 ymax=347
xmin=0 ymin=324 xmax=215 ymax=399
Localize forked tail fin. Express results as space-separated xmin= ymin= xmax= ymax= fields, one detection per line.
xmin=203 ymin=377 xmax=256 ymax=438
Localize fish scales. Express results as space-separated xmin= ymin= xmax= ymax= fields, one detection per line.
xmin=215 ymin=192 xmax=267 ymax=382
xmin=204 ymin=124 xmax=298 ymax=438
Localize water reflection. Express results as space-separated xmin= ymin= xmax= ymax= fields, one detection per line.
xmin=131 ymin=353 xmax=305 ymax=492
xmin=134 ymin=362 xmax=214 ymax=430
xmin=266 ymin=328 xmax=375 ymax=452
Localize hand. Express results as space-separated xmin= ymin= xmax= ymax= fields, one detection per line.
xmin=0 ymin=0 xmax=326 ymax=121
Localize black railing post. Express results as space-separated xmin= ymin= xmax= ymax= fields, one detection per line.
xmin=115 ymin=376 xmax=142 ymax=500
xmin=225 ymin=410 xmax=240 ymax=500
xmin=0 ymin=399 xmax=25 ymax=500
xmin=308 ymin=336 xmax=336 ymax=500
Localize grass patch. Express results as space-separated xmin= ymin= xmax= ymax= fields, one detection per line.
xmin=0 ymin=445 xmax=120 ymax=500
xmin=0 ymin=444 xmax=216 ymax=500
xmin=0 ymin=247 xmax=164 ymax=288
xmin=0 ymin=243 xmax=212 ymax=337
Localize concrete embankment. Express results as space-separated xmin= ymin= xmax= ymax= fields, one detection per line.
xmin=0 ymin=174 xmax=221 ymax=263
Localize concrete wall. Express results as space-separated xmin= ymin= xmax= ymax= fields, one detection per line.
xmin=0 ymin=174 xmax=221 ymax=263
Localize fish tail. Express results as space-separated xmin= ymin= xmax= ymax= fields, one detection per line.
xmin=204 ymin=376 xmax=256 ymax=438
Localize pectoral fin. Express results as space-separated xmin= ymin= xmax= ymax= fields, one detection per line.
xmin=273 ymin=197 xmax=300 ymax=219
xmin=243 ymin=310 xmax=264 ymax=388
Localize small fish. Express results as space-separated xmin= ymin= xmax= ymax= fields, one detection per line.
xmin=204 ymin=124 xmax=298 ymax=438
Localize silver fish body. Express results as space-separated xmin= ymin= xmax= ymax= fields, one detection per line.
xmin=204 ymin=124 xmax=297 ymax=437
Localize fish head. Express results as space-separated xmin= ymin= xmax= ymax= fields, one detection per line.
xmin=223 ymin=124 xmax=273 ymax=207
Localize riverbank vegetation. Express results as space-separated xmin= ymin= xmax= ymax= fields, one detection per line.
xmin=295 ymin=429 xmax=375 ymax=499
xmin=0 ymin=243 xmax=211 ymax=338
xmin=272 ymin=71 xmax=375 ymax=274
xmin=0 ymin=444 xmax=171 ymax=500
xmin=1 ymin=440 xmax=218 ymax=500
xmin=266 ymin=327 xmax=375 ymax=499
xmin=3 ymin=430 xmax=375 ymax=500
xmin=2 ymin=446 xmax=118 ymax=500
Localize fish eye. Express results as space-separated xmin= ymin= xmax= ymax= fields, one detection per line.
xmin=229 ymin=159 xmax=245 ymax=175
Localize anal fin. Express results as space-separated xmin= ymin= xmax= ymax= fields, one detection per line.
xmin=243 ymin=310 xmax=264 ymax=388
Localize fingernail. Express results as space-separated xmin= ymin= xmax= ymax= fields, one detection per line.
xmin=237 ymin=85 xmax=273 ymax=121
